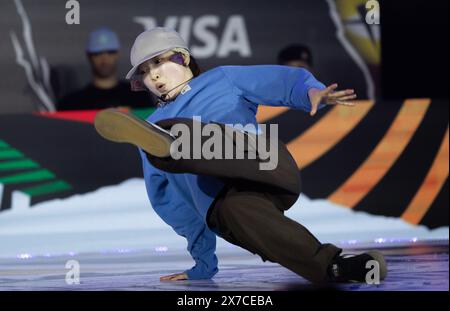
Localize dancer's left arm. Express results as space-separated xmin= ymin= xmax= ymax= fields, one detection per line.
xmin=220 ymin=65 xmax=357 ymax=116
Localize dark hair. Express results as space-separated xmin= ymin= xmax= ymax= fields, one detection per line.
xmin=188 ymin=55 xmax=201 ymax=77
xmin=277 ymin=44 xmax=313 ymax=67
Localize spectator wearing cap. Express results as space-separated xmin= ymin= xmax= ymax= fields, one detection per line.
xmin=57 ymin=27 xmax=156 ymax=111
xmin=277 ymin=44 xmax=313 ymax=71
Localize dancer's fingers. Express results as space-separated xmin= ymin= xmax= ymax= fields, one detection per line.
xmin=335 ymin=94 xmax=357 ymax=101
xmin=328 ymin=89 xmax=354 ymax=98
xmin=321 ymin=83 xmax=339 ymax=96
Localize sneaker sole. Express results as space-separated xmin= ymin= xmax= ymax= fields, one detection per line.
xmin=94 ymin=108 xmax=173 ymax=158
xmin=366 ymin=250 xmax=388 ymax=280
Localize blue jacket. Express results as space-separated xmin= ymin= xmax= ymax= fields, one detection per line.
xmin=140 ymin=65 xmax=326 ymax=279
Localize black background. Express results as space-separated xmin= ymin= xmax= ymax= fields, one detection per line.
xmin=381 ymin=0 xmax=449 ymax=100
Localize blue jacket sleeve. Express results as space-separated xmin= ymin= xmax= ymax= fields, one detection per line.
xmin=141 ymin=152 xmax=218 ymax=280
xmin=219 ymin=65 xmax=327 ymax=112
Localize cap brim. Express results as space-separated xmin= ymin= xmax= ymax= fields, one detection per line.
xmin=125 ymin=66 xmax=139 ymax=80
xmin=87 ymin=47 xmax=119 ymax=54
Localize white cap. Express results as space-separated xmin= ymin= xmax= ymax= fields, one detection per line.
xmin=126 ymin=27 xmax=189 ymax=79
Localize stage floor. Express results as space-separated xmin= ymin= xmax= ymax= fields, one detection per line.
xmin=0 ymin=240 xmax=447 ymax=291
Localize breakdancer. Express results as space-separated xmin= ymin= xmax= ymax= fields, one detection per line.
xmin=95 ymin=27 xmax=387 ymax=283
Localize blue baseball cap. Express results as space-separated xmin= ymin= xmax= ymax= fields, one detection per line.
xmin=86 ymin=27 xmax=120 ymax=53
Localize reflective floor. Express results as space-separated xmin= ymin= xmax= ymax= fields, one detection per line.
xmin=0 ymin=240 xmax=447 ymax=291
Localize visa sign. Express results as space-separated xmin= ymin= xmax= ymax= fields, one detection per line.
xmin=133 ymin=15 xmax=252 ymax=58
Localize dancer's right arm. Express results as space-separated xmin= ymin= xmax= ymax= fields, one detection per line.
xmin=140 ymin=153 xmax=219 ymax=280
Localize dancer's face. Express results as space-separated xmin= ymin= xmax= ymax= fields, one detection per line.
xmin=138 ymin=51 xmax=193 ymax=100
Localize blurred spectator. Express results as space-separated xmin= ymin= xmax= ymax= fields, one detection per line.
xmin=277 ymin=44 xmax=313 ymax=71
xmin=57 ymin=27 xmax=156 ymax=111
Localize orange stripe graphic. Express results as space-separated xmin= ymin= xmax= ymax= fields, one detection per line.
xmin=287 ymin=101 xmax=374 ymax=169
xmin=329 ymin=99 xmax=431 ymax=208
xmin=402 ymin=126 xmax=449 ymax=224
xmin=256 ymin=106 xmax=290 ymax=123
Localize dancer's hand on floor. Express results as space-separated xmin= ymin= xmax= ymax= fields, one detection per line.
xmin=308 ymin=84 xmax=357 ymax=116
xmin=160 ymin=272 xmax=188 ymax=281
